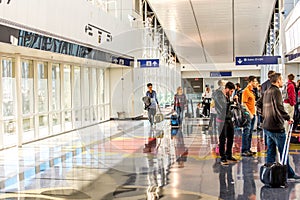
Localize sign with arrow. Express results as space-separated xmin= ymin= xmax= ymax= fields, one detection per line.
xmin=111 ymin=56 xmax=133 ymax=66
xmin=138 ymin=59 xmax=159 ymax=68
xmin=235 ymin=56 xmax=281 ymax=65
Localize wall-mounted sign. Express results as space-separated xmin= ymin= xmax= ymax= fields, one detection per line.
xmin=210 ymin=71 xmax=232 ymax=77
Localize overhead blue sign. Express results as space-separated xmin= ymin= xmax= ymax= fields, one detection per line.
xmin=112 ymin=56 xmax=133 ymax=66
xmin=235 ymin=56 xmax=281 ymax=65
xmin=210 ymin=71 xmax=232 ymax=77
xmin=138 ymin=59 xmax=159 ymax=68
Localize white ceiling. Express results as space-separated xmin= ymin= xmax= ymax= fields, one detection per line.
xmin=147 ymin=0 xmax=276 ymax=66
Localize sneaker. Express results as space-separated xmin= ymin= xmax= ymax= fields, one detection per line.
xmin=227 ymin=156 xmax=238 ymax=162
xmin=220 ymin=159 xmax=229 ymax=166
xmin=249 ymin=150 xmax=256 ymax=155
xmin=288 ymin=174 xmax=300 ymax=179
xmin=241 ymin=151 xmax=252 ymax=157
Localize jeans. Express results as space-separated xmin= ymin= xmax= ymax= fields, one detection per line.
xmin=264 ymin=129 xmax=295 ymax=177
xmin=175 ymin=106 xmax=184 ymax=124
xmin=148 ymin=108 xmax=156 ymax=125
xmin=217 ymin=119 xmax=234 ymax=160
xmin=242 ymin=115 xmax=256 ymax=153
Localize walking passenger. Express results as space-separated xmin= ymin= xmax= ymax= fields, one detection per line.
xmin=202 ymin=86 xmax=212 ymax=117
xmin=213 ymin=81 xmax=237 ymax=165
xmin=241 ymin=76 xmax=258 ymax=157
xmin=173 ymin=86 xmax=187 ymax=124
xmin=256 ymin=73 xmax=300 ymax=179
xmin=146 ymin=83 xmax=159 ymax=127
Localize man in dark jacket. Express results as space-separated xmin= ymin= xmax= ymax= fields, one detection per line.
xmin=213 ymin=81 xmax=237 ymax=165
xmin=256 ymin=73 xmax=299 ymax=179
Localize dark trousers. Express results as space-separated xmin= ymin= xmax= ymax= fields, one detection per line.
xmin=217 ymin=119 xmax=234 ymax=160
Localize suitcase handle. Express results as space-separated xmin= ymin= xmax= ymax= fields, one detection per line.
xmin=281 ymin=124 xmax=293 ymax=165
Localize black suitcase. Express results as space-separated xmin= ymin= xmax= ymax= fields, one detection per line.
xmin=259 ymin=124 xmax=293 ymax=188
xmin=170 ymin=114 xmax=179 ymax=127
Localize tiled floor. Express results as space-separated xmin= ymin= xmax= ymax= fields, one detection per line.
xmin=0 ymin=118 xmax=300 ymax=199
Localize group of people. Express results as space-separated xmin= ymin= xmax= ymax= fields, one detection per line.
xmin=144 ymin=83 xmax=186 ymax=127
xmin=143 ymin=72 xmax=300 ymax=179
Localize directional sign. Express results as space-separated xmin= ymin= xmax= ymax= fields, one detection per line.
xmin=210 ymin=71 xmax=232 ymax=77
xmin=138 ymin=59 xmax=159 ymax=68
xmin=235 ymin=56 xmax=281 ymax=65
xmin=112 ymin=56 xmax=133 ymax=66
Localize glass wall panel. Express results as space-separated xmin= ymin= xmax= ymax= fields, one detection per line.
xmin=39 ymin=114 xmax=49 ymax=138
xmin=63 ymin=65 xmax=71 ymax=109
xmin=37 ymin=63 xmax=48 ymax=113
xmin=21 ymin=60 xmax=34 ymax=115
xmin=21 ymin=60 xmax=35 ymax=142
xmin=99 ymin=69 xmax=104 ymax=104
xmin=37 ymin=62 xmax=49 ymax=138
xmin=2 ymin=59 xmax=15 ymax=117
xmin=2 ymin=58 xmax=17 ymax=147
xmin=52 ymin=64 xmax=60 ymax=111
xmin=64 ymin=65 xmax=72 ymax=130
xmin=73 ymin=66 xmax=81 ymax=109
xmin=52 ymin=112 xmax=61 ymax=134
xmin=91 ymin=68 xmax=97 ymax=106
xmin=83 ymin=68 xmax=89 ymax=124
xmin=23 ymin=117 xmax=34 ymax=142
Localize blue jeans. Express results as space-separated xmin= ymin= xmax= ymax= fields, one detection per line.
xmin=148 ymin=108 xmax=156 ymax=125
xmin=264 ymin=129 xmax=295 ymax=177
xmin=242 ymin=115 xmax=256 ymax=153
xmin=175 ymin=106 xmax=184 ymax=124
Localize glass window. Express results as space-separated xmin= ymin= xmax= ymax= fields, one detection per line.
xmin=73 ymin=66 xmax=81 ymax=109
xmin=21 ymin=60 xmax=34 ymax=115
xmin=99 ymin=69 xmax=104 ymax=104
xmin=83 ymin=68 xmax=89 ymax=107
xmin=37 ymin=62 xmax=48 ymax=113
xmin=52 ymin=64 xmax=60 ymax=111
xmin=63 ymin=65 xmax=71 ymax=109
xmin=2 ymin=59 xmax=15 ymax=117
xmin=91 ymin=68 xmax=97 ymax=106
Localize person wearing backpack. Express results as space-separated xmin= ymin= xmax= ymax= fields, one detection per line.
xmin=213 ymin=81 xmax=238 ymax=165
xmin=283 ymin=74 xmax=296 ymax=133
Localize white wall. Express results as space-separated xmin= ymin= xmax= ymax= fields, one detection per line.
xmin=0 ymin=0 xmax=133 ymax=55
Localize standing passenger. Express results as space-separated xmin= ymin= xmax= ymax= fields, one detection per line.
xmin=213 ymin=82 xmax=237 ymax=165
xmin=261 ymin=70 xmax=276 ymax=95
xmin=283 ymin=74 xmax=296 ymax=133
xmin=241 ymin=76 xmax=258 ymax=156
xmin=146 ymin=83 xmax=159 ymax=127
xmin=256 ymin=73 xmax=299 ymax=179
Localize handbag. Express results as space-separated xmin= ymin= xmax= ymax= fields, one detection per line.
xmin=154 ymin=107 xmax=164 ymax=123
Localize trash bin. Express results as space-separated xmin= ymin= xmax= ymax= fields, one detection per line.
xmin=117 ymin=112 xmax=125 ymax=119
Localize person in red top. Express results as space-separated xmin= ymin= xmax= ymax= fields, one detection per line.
xmin=284 ymin=74 xmax=296 ymax=132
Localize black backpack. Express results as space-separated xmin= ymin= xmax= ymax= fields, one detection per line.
xmin=230 ymin=103 xmax=248 ymax=127
xmin=142 ymin=96 xmax=151 ymax=110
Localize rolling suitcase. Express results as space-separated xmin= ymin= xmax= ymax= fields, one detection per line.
xmin=259 ymin=124 xmax=293 ymax=188
xmin=170 ymin=113 xmax=179 ymax=127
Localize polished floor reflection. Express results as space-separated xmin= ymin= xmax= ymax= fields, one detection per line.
xmin=0 ymin=118 xmax=300 ymax=199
